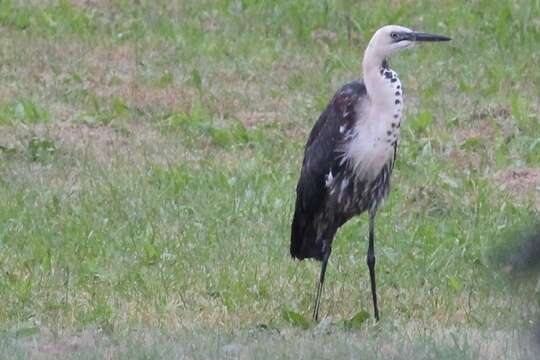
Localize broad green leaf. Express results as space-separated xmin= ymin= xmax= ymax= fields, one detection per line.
xmin=282 ymin=309 xmax=310 ymax=329
xmin=342 ymin=310 xmax=369 ymax=330
xmin=15 ymin=326 xmax=39 ymax=338
xmin=447 ymin=275 xmax=463 ymax=292
xmin=409 ymin=111 xmax=433 ymax=133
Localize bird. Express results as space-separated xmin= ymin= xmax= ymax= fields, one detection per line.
xmin=290 ymin=25 xmax=451 ymax=322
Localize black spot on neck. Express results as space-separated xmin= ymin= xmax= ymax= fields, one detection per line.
xmin=381 ymin=59 xmax=389 ymax=69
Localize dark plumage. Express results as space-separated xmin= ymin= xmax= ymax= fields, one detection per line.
xmin=291 ymin=81 xmax=396 ymax=261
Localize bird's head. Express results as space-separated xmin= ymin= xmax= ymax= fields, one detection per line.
xmin=364 ymin=25 xmax=451 ymax=63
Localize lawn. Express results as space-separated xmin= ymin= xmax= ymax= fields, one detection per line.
xmin=0 ymin=0 xmax=539 ymax=358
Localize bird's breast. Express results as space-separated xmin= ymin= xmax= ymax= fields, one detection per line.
xmin=341 ymin=70 xmax=402 ymax=182
xmin=342 ymin=123 xmax=396 ymax=182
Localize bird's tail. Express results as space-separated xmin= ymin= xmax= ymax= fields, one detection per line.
xmin=290 ymin=209 xmax=324 ymax=261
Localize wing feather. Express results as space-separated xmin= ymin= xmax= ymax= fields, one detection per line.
xmin=291 ymin=81 xmax=367 ymax=259
xmin=296 ymin=81 xmax=366 ymax=214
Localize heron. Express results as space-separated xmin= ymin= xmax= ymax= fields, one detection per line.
xmin=290 ymin=25 xmax=451 ymax=321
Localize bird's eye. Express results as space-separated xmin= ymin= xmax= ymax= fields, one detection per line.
xmin=391 ymin=32 xmax=399 ymax=40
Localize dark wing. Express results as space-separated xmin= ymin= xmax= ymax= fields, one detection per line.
xmin=290 ymin=80 xmax=367 ymax=259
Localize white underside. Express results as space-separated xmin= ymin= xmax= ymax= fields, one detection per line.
xmin=342 ymin=69 xmax=402 ymax=182
xmin=344 ymin=117 xmax=394 ymax=181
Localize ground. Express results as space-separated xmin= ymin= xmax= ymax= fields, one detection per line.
xmin=0 ymin=0 xmax=539 ymax=359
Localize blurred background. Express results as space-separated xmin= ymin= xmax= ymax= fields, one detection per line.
xmin=0 ymin=0 xmax=538 ymax=358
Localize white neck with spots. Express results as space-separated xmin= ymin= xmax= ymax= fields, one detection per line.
xmin=362 ymin=53 xmax=402 ymax=113
xmin=342 ymin=52 xmax=403 ymax=182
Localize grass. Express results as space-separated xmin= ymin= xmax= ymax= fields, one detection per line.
xmin=0 ymin=0 xmax=539 ymax=358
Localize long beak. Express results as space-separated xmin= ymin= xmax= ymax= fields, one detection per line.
xmin=407 ymin=32 xmax=451 ymax=42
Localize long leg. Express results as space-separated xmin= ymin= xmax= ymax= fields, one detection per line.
xmin=313 ymin=243 xmax=331 ymax=322
xmin=367 ymin=208 xmax=380 ymax=321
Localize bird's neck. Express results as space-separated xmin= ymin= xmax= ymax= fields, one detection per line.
xmin=362 ymin=54 xmax=396 ymax=107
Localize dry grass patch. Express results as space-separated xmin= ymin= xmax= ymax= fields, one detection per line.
xmin=447 ymin=107 xmax=514 ymax=171
xmin=494 ymin=168 xmax=540 ymax=209
xmin=1 ymin=121 xmax=195 ymax=166
xmin=131 ymin=84 xmax=195 ymax=111
xmin=42 ymin=122 xmax=128 ymax=162
xmin=236 ymin=111 xmax=280 ymax=129
xmin=453 ymin=106 xmax=511 ymax=144
xmin=87 ymin=45 xmax=196 ymax=111
xmin=70 ymin=0 xmax=110 ymax=7
xmin=453 ymin=120 xmax=497 ymax=143
xmin=44 ymin=122 xmax=193 ymax=165
xmin=88 ymin=44 xmax=136 ymax=100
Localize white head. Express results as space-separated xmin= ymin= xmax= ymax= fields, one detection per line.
xmin=363 ymin=25 xmax=451 ymax=68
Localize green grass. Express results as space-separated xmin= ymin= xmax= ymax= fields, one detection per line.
xmin=0 ymin=0 xmax=539 ymax=358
